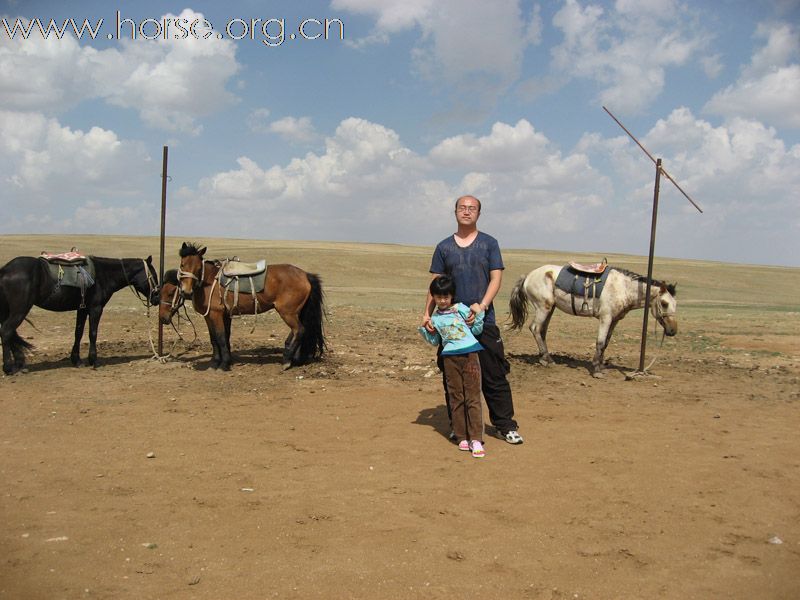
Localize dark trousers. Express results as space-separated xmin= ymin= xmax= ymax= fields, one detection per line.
xmin=439 ymin=323 xmax=518 ymax=434
xmin=442 ymin=353 xmax=484 ymax=443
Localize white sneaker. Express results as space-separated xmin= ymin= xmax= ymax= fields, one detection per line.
xmin=502 ymin=430 xmax=523 ymax=444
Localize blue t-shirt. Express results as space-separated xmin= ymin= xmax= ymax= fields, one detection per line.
xmin=430 ymin=232 xmax=504 ymax=325
xmin=419 ymin=303 xmax=484 ymax=355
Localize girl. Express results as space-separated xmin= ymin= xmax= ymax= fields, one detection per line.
xmin=419 ymin=275 xmax=486 ymax=458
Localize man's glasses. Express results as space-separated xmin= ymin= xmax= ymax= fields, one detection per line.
xmin=456 ymin=206 xmax=479 ymax=214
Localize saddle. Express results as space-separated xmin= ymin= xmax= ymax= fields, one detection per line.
xmin=554 ymin=259 xmax=611 ymax=316
xmin=39 ymin=248 xmax=95 ymax=308
xmin=217 ymin=258 xmax=268 ymax=313
xmin=221 ymin=259 xmax=266 ymax=277
xmin=40 ymin=248 xmax=88 ymax=266
xmin=568 ymin=258 xmax=607 ymax=274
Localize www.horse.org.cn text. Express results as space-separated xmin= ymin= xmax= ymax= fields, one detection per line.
xmin=1 ymin=12 xmax=345 ymax=47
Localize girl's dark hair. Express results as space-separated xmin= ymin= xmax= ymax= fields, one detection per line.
xmin=430 ymin=275 xmax=456 ymax=297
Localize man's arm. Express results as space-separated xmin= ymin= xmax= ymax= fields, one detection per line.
xmin=469 ymin=269 xmax=502 ymax=316
xmin=421 ymin=273 xmax=440 ymax=331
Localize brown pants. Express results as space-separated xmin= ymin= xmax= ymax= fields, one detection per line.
xmin=442 ymin=353 xmax=484 ymax=443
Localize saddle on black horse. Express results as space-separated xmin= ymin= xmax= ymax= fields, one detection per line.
xmin=39 ymin=248 xmax=96 ymax=307
xmin=554 ymin=258 xmax=610 ymax=315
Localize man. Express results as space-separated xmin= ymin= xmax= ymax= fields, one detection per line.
xmin=422 ymin=195 xmax=523 ymax=445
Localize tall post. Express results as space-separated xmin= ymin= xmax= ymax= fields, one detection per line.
xmin=158 ymin=146 xmax=168 ymax=356
xmin=638 ymin=158 xmax=662 ymax=372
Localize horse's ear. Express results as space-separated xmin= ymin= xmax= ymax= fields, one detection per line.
xmin=180 ymin=242 xmax=187 ymax=251
xmin=659 ymin=283 xmax=668 ymax=293
xmin=199 ymin=246 xmax=207 ymax=256
xmin=146 ymin=255 xmax=153 ymax=264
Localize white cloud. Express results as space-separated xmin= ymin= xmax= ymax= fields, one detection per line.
xmin=174 ymin=117 xmax=609 ymax=247
xmin=268 ymin=116 xmax=319 ymax=144
xmin=0 ymin=9 xmax=240 ymax=134
xmin=580 ymin=107 xmax=800 ymax=262
xmin=0 ymin=110 xmax=150 ymax=196
xmin=0 ymin=110 xmax=154 ymax=234
xmin=334 ymin=0 xmax=540 ymax=112
xmin=430 ymin=119 xmax=551 ymax=172
xmin=331 ymin=0 xmax=434 ymax=32
xmin=705 ymin=22 xmax=800 ymax=128
xmin=246 ymin=108 xmax=271 ymax=133
xmin=550 ymin=0 xmax=711 ymax=114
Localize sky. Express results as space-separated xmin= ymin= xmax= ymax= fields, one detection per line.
xmin=1 ymin=0 xmax=798 ymax=267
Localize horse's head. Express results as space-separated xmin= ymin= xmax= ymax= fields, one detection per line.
xmin=650 ymin=282 xmax=678 ymax=336
xmin=158 ymin=269 xmax=183 ymax=324
xmin=125 ymin=255 xmax=159 ymax=305
xmin=178 ymin=242 xmax=206 ymax=299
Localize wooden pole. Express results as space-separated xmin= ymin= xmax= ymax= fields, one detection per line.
xmin=638 ymin=158 xmax=662 ymax=372
xmin=158 ymin=146 xmax=168 ymax=356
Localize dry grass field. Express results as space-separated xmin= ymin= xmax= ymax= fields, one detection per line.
xmin=1 ymin=234 xmax=798 ymax=599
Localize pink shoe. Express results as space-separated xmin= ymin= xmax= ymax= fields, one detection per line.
xmin=470 ymin=440 xmax=485 ymax=458
xmin=458 ymin=440 xmax=470 ymax=451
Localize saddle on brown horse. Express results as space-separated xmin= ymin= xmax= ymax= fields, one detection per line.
xmin=217 ymin=258 xmax=268 ymax=313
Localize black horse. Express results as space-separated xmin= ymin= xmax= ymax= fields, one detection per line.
xmin=0 ymin=255 xmax=159 ymax=374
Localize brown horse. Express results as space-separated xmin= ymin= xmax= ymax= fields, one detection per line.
xmin=173 ymin=243 xmax=325 ymax=370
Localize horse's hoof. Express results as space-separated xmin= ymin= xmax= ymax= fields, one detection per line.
xmin=538 ymin=357 xmax=553 ymax=367
xmin=281 ymin=363 xmax=292 ymax=371
xmin=591 ymin=371 xmax=606 ymax=379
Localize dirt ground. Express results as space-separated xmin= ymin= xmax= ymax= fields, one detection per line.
xmin=1 ymin=237 xmax=799 ymax=599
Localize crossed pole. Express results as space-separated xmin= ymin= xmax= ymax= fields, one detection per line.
xmin=603 ymin=107 xmax=703 ymax=373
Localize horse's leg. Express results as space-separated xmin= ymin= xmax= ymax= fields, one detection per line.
xmin=529 ymin=304 xmax=555 ymax=366
xmin=591 ymin=316 xmax=613 ymax=377
xmin=204 ymin=317 xmax=221 ymax=368
xmin=601 ymin=319 xmax=619 ymax=359
xmin=278 ymin=311 xmax=303 ymax=370
xmin=0 ymin=281 xmax=35 ymax=374
xmin=71 ymin=308 xmax=88 ymax=366
xmin=219 ymin=312 xmax=233 ymax=371
xmin=1 ymin=312 xmax=29 ymax=375
xmin=86 ymin=305 xmax=104 ymax=367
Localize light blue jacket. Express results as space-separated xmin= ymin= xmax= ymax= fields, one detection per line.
xmin=419 ymin=303 xmax=484 ymax=355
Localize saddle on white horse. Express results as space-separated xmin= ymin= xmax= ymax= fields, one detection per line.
xmin=555 ymin=258 xmax=610 ymax=315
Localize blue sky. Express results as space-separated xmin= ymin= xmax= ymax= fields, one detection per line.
xmin=1 ymin=0 xmax=798 ymax=266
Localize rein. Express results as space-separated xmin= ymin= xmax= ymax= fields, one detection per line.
xmin=644 ymin=292 xmax=674 ymax=371
xmin=152 ymin=284 xmax=198 ymax=361
xmin=121 ymin=258 xmax=157 ymax=311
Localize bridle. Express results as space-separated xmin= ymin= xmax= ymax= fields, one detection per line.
xmin=178 ymin=257 xmax=206 ymax=294
xmin=160 ymin=284 xmax=184 ymax=316
xmin=650 ymin=290 xmax=676 ymax=329
xmin=121 ymin=258 xmax=158 ymax=309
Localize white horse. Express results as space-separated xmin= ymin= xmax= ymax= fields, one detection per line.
xmin=509 ymin=264 xmax=678 ymax=376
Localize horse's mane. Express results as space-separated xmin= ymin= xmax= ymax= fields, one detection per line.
xmin=179 ymin=243 xmax=204 ymax=258
xmin=610 ymin=267 xmax=677 ymax=297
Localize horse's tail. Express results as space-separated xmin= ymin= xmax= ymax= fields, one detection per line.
xmin=0 ymin=285 xmax=35 ymax=355
xmin=297 ymin=273 xmax=327 ymax=363
xmin=508 ymin=275 xmax=529 ymax=331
